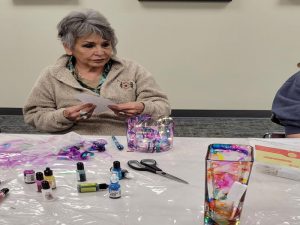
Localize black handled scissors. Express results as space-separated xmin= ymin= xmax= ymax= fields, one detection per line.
xmin=127 ymin=159 xmax=188 ymax=184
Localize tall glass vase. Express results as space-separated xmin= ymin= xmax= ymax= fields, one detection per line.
xmin=204 ymin=144 xmax=254 ymax=225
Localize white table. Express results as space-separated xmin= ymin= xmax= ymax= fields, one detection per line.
xmin=0 ymin=134 xmax=299 ymax=225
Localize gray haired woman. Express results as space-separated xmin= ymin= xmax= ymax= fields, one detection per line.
xmin=23 ymin=9 xmax=171 ymax=135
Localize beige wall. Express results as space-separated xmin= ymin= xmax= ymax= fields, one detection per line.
xmin=0 ymin=0 xmax=299 ymax=110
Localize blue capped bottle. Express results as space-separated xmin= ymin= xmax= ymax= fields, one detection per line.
xmin=109 ymin=173 xmax=121 ymax=199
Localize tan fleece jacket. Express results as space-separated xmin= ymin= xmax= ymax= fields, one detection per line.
xmin=23 ymin=55 xmax=171 ymax=135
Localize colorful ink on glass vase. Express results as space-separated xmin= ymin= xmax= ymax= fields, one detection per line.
xmin=204 ymin=144 xmax=254 ymax=225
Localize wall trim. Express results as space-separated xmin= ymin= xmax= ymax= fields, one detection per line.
xmin=139 ymin=0 xmax=231 ymax=2
xmin=0 ymin=108 xmax=23 ymax=115
xmin=170 ymin=109 xmax=271 ymax=118
xmin=0 ymin=108 xmax=271 ymax=118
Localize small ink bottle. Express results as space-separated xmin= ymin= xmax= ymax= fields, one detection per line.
xmin=44 ymin=167 xmax=56 ymax=189
xmin=24 ymin=169 xmax=35 ymax=184
xmin=0 ymin=188 xmax=9 ymax=200
xmin=76 ymin=162 xmax=86 ymax=182
xmin=77 ymin=183 xmax=109 ymax=193
xmin=111 ymin=161 xmax=122 ymax=180
xmin=41 ymin=180 xmax=54 ymax=201
xmin=36 ymin=172 xmax=44 ymax=192
xmin=109 ymin=173 xmax=121 ymax=199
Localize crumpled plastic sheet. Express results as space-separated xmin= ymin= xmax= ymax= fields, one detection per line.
xmin=0 ymin=135 xmax=300 ymax=225
xmin=0 ymin=132 xmax=84 ymax=167
xmin=0 ymin=132 xmax=109 ymax=168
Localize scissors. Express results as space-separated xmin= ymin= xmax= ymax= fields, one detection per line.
xmin=127 ymin=159 xmax=189 ymax=184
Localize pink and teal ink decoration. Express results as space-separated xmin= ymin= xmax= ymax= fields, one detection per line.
xmin=127 ymin=114 xmax=174 ymax=153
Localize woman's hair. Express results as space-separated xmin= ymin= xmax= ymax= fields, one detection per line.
xmin=57 ymin=9 xmax=117 ymax=53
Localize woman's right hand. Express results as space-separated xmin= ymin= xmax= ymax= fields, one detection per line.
xmin=108 ymin=102 xmax=144 ymax=118
xmin=63 ymin=103 xmax=96 ymax=121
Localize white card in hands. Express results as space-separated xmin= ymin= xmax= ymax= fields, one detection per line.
xmin=75 ymin=93 xmax=115 ymax=114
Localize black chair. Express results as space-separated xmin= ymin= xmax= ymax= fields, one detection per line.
xmin=263 ymin=113 xmax=285 ymax=138
xmin=271 ymin=113 xmax=282 ymax=125
xmin=263 ymin=132 xmax=285 ymax=138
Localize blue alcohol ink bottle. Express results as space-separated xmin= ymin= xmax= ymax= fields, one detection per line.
xmin=109 ymin=173 xmax=121 ymax=199
xmin=76 ymin=162 xmax=87 ymax=182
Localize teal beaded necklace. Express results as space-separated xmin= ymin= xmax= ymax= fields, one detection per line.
xmin=67 ymin=56 xmax=112 ymax=95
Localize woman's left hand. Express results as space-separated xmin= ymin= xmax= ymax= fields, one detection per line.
xmin=108 ymin=102 xmax=144 ymax=118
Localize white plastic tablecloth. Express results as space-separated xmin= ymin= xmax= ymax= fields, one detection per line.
xmin=0 ymin=134 xmax=300 ymax=225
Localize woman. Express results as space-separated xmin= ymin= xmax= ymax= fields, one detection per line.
xmin=272 ymin=68 xmax=300 ymax=138
xmin=23 ymin=9 xmax=171 ymax=135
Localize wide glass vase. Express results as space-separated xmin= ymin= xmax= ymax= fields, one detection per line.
xmin=127 ymin=115 xmax=174 ymax=153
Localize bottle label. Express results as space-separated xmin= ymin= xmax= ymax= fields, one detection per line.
xmin=52 ymin=179 xmax=56 ymax=189
xmin=45 ymin=177 xmax=56 ymax=189
xmin=79 ymin=187 xmax=97 ymax=193
xmin=24 ymin=174 xmax=35 ymax=184
xmin=77 ymin=170 xmax=87 ymax=182
xmin=36 ymin=181 xmax=42 ymax=192
xmin=109 ymin=189 xmax=121 ymax=199
xmin=77 ymin=183 xmax=97 ymax=193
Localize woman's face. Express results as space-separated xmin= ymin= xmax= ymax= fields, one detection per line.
xmin=64 ymin=33 xmax=113 ymax=70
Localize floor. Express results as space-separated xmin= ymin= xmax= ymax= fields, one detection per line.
xmin=0 ymin=115 xmax=284 ymax=138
